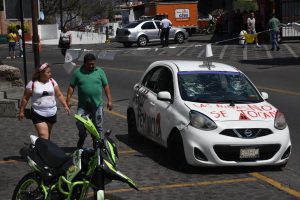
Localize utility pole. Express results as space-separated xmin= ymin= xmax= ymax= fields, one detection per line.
xmin=60 ymin=0 xmax=63 ymax=30
xmin=19 ymin=0 xmax=28 ymax=84
xmin=31 ymin=0 xmax=40 ymax=69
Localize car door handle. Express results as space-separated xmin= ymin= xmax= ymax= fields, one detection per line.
xmin=150 ymin=102 xmax=155 ymax=106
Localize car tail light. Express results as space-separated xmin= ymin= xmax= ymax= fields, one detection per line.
xmin=125 ymin=30 xmax=131 ymax=35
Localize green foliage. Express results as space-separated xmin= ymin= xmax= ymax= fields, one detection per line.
xmin=8 ymin=23 xmax=30 ymax=33
xmin=234 ymin=0 xmax=258 ymax=12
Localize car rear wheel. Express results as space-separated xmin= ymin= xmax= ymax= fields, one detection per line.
xmin=123 ymin=42 xmax=133 ymax=47
xmin=127 ymin=110 xmax=141 ymax=140
xmin=167 ymin=130 xmax=188 ymax=169
xmin=137 ymin=35 xmax=148 ymax=47
xmin=175 ymin=32 xmax=185 ymax=44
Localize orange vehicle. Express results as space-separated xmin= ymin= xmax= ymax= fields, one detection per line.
xmin=145 ymin=1 xmax=198 ymax=35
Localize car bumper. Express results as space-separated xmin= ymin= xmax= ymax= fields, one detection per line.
xmin=115 ymin=36 xmax=137 ymax=43
xmin=182 ymin=121 xmax=291 ymax=167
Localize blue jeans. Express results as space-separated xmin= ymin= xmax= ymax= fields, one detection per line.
xmin=76 ymin=105 xmax=103 ymax=140
xmin=271 ymin=31 xmax=279 ymax=49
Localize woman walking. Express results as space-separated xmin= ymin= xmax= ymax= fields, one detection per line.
xmin=18 ymin=63 xmax=70 ymax=139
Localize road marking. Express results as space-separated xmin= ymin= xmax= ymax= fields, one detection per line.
xmin=104 ymin=177 xmax=257 ymax=194
xmin=263 ymin=45 xmax=272 ymax=59
xmin=257 ymin=86 xmax=300 ymax=96
xmin=102 ymin=66 xmax=143 ymax=73
xmin=0 ymin=160 xmax=19 ymax=164
xmin=250 ymin=172 xmax=300 ymax=198
xmin=176 ymin=43 xmax=195 ymax=57
xmin=197 ymin=49 xmax=205 ymax=58
xmin=283 ymin=44 xmax=298 ymax=58
xmin=219 ymin=45 xmax=228 ymax=59
xmin=105 ymin=109 xmax=127 ymax=119
xmin=243 ymin=45 xmax=247 ymax=60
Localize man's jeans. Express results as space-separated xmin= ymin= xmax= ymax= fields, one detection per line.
xmin=76 ymin=105 xmax=103 ymax=147
xmin=271 ymin=31 xmax=279 ymax=49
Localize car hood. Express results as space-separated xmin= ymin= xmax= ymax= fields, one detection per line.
xmin=184 ymin=101 xmax=277 ymax=122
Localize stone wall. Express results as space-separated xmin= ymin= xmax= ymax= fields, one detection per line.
xmin=0 ymin=64 xmax=24 ymax=117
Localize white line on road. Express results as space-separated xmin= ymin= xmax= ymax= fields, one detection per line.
xmin=263 ymin=45 xmax=272 ymax=59
xmin=243 ymin=45 xmax=247 ymax=60
xmin=283 ymin=44 xmax=298 ymax=58
xmin=197 ymin=49 xmax=205 ymax=58
xmin=176 ymin=43 xmax=195 ymax=57
xmin=219 ymin=45 xmax=228 ymax=59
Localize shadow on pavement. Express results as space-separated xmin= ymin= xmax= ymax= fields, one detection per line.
xmin=115 ymin=134 xmax=283 ymax=174
xmin=240 ymin=57 xmax=300 ymax=67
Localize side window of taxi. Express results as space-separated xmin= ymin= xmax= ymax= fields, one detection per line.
xmin=156 ymin=68 xmax=174 ymax=98
xmin=142 ymin=67 xmax=162 ymax=92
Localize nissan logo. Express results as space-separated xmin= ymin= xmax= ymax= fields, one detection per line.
xmin=244 ymin=129 xmax=253 ymax=137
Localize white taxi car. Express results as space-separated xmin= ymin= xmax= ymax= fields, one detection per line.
xmin=127 ymin=60 xmax=291 ymax=167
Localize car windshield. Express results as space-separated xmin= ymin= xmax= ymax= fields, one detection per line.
xmin=178 ymin=71 xmax=263 ymax=103
xmin=124 ymin=21 xmax=141 ymax=28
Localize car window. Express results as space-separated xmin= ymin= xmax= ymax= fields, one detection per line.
xmin=142 ymin=67 xmax=162 ymax=92
xmin=154 ymin=21 xmax=161 ymax=29
xmin=178 ymin=71 xmax=263 ymax=103
xmin=156 ymin=68 xmax=174 ymax=98
xmin=141 ymin=22 xmax=156 ymax=30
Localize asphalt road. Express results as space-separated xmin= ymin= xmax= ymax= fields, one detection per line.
xmin=0 ymin=36 xmax=300 ymax=199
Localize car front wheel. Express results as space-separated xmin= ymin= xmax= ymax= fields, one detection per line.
xmin=167 ymin=130 xmax=188 ymax=169
xmin=175 ymin=32 xmax=185 ymax=44
xmin=137 ymin=35 xmax=148 ymax=47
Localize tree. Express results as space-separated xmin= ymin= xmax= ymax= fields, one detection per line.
xmin=40 ymin=0 xmax=106 ymax=29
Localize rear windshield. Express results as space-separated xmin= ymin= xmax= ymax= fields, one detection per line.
xmin=124 ymin=21 xmax=140 ymax=28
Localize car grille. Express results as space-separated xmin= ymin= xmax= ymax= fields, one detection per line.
xmin=219 ymin=128 xmax=273 ymax=138
xmin=213 ymin=144 xmax=281 ymax=161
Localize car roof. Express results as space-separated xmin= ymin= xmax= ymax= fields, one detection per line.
xmin=150 ymin=60 xmax=240 ymax=73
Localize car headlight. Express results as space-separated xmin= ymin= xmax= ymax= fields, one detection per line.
xmin=274 ymin=111 xmax=287 ymax=130
xmin=190 ymin=110 xmax=217 ymax=130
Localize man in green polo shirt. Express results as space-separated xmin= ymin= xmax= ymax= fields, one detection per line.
xmin=66 ymin=53 xmax=112 ymax=148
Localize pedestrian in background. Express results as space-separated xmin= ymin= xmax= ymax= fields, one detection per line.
xmin=7 ymin=28 xmax=17 ymax=59
xmin=58 ymin=26 xmax=72 ymax=57
xmin=66 ymin=53 xmax=113 ymax=148
xmin=16 ymin=25 xmax=23 ymax=58
xmin=18 ymin=63 xmax=70 ymax=139
xmin=268 ymin=14 xmax=281 ymax=51
xmin=160 ymin=16 xmax=172 ymax=47
xmin=247 ymin=12 xmax=261 ymax=47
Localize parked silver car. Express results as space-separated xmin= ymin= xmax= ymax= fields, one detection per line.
xmin=115 ymin=20 xmax=189 ymax=47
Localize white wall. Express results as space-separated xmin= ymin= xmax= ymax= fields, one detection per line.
xmin=38 ymin=24 xmax=59 ymax=40
xmin=37 ymin=24 xmax=106 ymax=45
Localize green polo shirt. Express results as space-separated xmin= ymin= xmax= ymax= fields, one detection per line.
xmin=268 ymin=17 xmax=280 ymax=32
xmin=70 ymin=66 xmax=108 ymax=108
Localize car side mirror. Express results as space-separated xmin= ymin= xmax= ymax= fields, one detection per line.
xmin=157 ymin=91 xmax=172 ymax=102
xmin=261 ymin=92 xmax=269 ymax=100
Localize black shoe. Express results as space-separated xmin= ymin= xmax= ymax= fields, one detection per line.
xmin=277 ymin=47 xmax=280 ymax=51
xmin=270 ymin=48 xmax=275 ymax=51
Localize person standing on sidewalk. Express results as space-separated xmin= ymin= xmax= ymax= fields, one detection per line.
xmin=268 ymin=14 xmax=281 ymax=51
xmin=58 ymin=26 xmax=72 ymax=57
xmin=160 ymin=16 xmax=172 ymax=47
xmin=18 ymin=63 xmax=70 ymax=139
xmin=247 ymin=12 xmax=261 ymax=47
xmin=16 ymin=25 xmax=23 ymax=58
xmin=66 ymin=53 xmax=113 ymax=148
xmin=7 ymin=29 xmax=17 ymax=59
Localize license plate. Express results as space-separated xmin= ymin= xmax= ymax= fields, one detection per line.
xmin=240 ymin=148 xmax=259 ymax=159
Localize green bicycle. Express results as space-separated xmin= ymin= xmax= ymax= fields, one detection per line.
xmin=12 ymin=114 xmax=138 ymax=200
